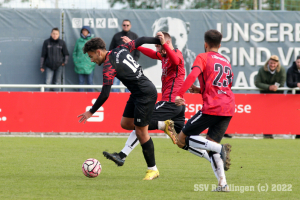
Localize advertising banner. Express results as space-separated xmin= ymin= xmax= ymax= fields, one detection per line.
xmin=0 ymin=92 xmax=299 ymax=134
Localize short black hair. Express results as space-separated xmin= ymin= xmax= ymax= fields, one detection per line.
xmin=297 ymin=55 xmax=300 ymax=60
xmin=122 ymin=19 xmax=131 ymax=24
xmin=52 ymin=27 xmax=59 ymax=32
xmin=83 ymin=37 xmax=106 ymax=54
xmin=204 ymin=30 xmax=222 ymax=48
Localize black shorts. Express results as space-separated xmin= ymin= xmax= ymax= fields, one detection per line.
xmin=182 ymin=110 xmax=232 ymax=143
xmin=151 ymin=101 xmax=185 ymax=133
xmin=122 ymin=91 xmax=157 ymax=127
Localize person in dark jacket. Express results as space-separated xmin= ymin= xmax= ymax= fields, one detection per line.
xmin=109 ymin=19 xmax=139 ymax=92
xmin=287 ymin=55 xmax=300 ymax=94
xmin=40 ymin=27 xmax=69 ymax=91
xmin=73 ymin=26 xmax=96 ymax=92
xmin=287 ymin=56 xmax=300 ymax=139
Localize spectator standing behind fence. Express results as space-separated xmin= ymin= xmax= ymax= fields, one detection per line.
xmin=73 ymin=26 xmax=96 ymax=92
xmin=287 ymin=55 xmax=300 ymax=94
xmin=255 ymin=55 xmax=286 ymax=94
xmin=109 ymin=19 xmax=140 ymax=92
xmin=254 ymin=55 xmax=286 ymax=139
xmin=40 ymin=28 xmax=69 ymax=91
xmin=286 ymin=55 xmax=300 ymax=139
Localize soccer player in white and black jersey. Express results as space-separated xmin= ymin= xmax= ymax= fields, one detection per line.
xmin=77 ymin=36 xmax=163 ymax=180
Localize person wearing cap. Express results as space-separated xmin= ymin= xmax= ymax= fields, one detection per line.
xmin=254 ymin=55 xmax=286 ymax=139
xmin=73 ymin=26 xmax=96 ymax=92
xmin=255 ymin=55 xmax=286 ymax=94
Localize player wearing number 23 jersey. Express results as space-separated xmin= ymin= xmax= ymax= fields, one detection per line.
xmin=177 ymin=51 xmax=235 ymax=116
xmin=174 ymin=30 xmax=235 ymax=191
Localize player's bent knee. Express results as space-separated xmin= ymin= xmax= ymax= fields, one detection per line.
xmin=177 ymin=131 xmax=186 ymax=148
xmin=177 ymin=141 xmax=184 ymax=148
xmin=206 ymin=135 xmax=218 ymax=143
xmin=120 ymin=122 xmax=131 ymax=130
xmin=120 ymin=117 xmax=135 ymax=130
xmin=135 ymin=125 xmax=150 ymax=144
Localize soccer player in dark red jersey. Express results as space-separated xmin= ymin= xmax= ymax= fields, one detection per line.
xmin=175 ymin=30 xmax=235 ymax=192
xmin=77 ymin=36 xmax=163 ymax=180
xmin=103 ymin=32 xmax=210 ymax=167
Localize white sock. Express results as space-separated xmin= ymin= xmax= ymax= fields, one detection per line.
xmin=188 ymin=146 xmax=210 ymax=162
xmin=210 ymin=156 xmax=219 ymax=181
xmin=211 ymin=153 xmax=227 ymax=187
xmin=188 ymin=135 xmax=222 ymax=153
xmin=121 ymin=130 xmax=140 ymax=157
xmin=148 ymin=165 xmax=158 ymax=171
xmin=157 ymin=121 xmax=165 ymax=131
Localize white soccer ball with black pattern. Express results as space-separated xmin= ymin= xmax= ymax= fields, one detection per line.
xmin=82 ymin=158 xmax=102 ymax=178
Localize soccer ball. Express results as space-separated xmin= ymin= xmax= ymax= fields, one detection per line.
xmin=82 ymin=158 xmax=102 ymax=178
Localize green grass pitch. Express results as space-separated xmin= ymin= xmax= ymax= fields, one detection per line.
xmin=0 ymin=137 xmax=298 ymax=199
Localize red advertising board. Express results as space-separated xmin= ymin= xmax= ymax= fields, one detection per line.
xmin=0 ymin=92 xmax=299 ymax=134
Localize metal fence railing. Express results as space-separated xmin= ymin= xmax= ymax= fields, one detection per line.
xmin=0 ymin=84 xmax=299 ymax=94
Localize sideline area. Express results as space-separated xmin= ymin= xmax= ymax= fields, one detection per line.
xmin=0 ymin=132 xmax=297 ymax=139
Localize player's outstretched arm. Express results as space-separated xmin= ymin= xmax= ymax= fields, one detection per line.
xmin=155 ymin=31 xmax=181 ymax=65
xmin=77 ymin=111 xmax=93 ymax=124
xmin=122 ymin=36 xmax=159 ymax=59
xmin=122 ymin=36 xmax=162 ymax=59
xmin=189 ymin=84 xmax=200 ymax=93
xmin=176 ymin=67 xmax=201 ymax=98
xmin=156 ymin=31 xmax=180 ymax=64
xmin=90 ymin=85 xmax=112 ymax=113
xmin=137 ymin=46 xmax=161 ymax=60
xmin=134 ymin=37 xmax=161 ymax=48
xmin=122 ymin=37 xmax=161 ymax=54
xmin=77 ymin=85 xmax=112 ymax=124
xmin=162 ymin=43 xmax=181 ymax=65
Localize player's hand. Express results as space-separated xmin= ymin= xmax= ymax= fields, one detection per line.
xmin=62 ymin=63 xmax=65 ymax=66
xmin=188 ymin=84 xmax=200 ymax=93
xmin=40 ymin=68 xmax=45 ymax=73
xmin=269 ymin=85 xmax=278 ymax=91
xmin=77 ymin=111 xmax=93 ymax=124
xmin=297 ymin=83 xmax=300 ymax=88
xmin=156 ymin=31 xmax=165 ymax=45
xmin=121 ymin=36 xmax=132 ymax=43
xmin=175 ymin=96 xmax=185 ymax=106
